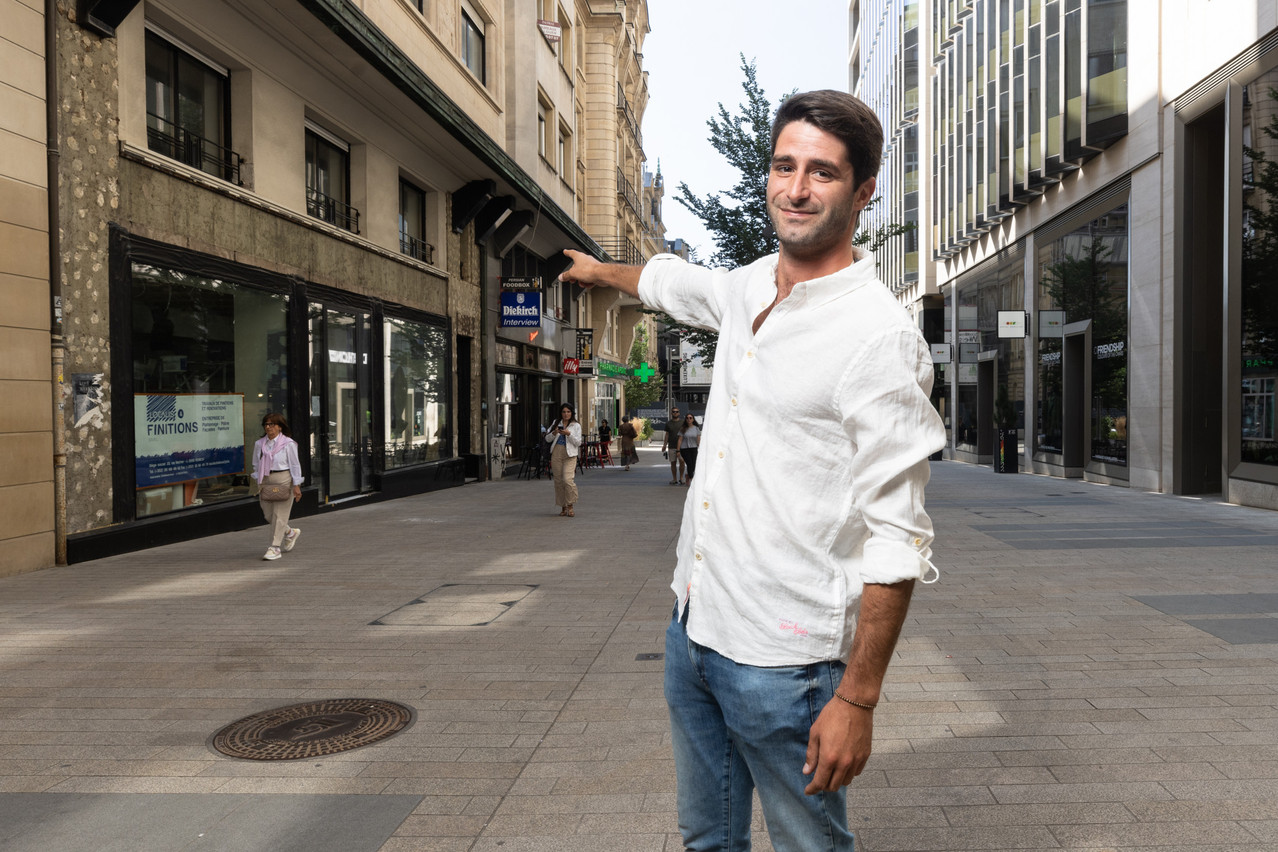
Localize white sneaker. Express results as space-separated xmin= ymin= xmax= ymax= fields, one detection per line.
xmin=283 ymin=528 xmax=301 ymax=552
xmin=263 ymin=546 xmax=282 ymax=561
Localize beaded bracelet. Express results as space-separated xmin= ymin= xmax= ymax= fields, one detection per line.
xmin=832 ymin=691 xmax=877 ymax=711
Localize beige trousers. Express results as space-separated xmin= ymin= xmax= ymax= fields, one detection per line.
xmin=550 ymin=444 xmax=578 ymax=508
xmin=259 ymin=470 xmax=295 ymax=546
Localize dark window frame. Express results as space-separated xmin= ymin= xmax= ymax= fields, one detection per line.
xmin=398 ymin=178 xmax=434 ymax=264
xmin=144 ymin=29 xmax=242 ymax=184
xmin=305 ymin=128 xmax=360 ymax=233
xmin=461 ymin=8 xmax=486 ymax=84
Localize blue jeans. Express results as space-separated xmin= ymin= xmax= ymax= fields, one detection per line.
xmin=664 ymin=607 xmax=856 ymax=851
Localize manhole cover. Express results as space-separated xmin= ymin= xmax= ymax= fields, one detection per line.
xmin=210 ymin=698 xmax=415 ymax=761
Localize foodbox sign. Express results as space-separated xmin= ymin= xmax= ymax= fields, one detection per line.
xmin=500 ymin=291 xmax=542 ymax=327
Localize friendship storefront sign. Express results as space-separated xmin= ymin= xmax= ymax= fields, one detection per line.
xmin=500 ymin=291 xmax=542 ymax=327
xmin=134 ymin=393 xmax=245 ymax=488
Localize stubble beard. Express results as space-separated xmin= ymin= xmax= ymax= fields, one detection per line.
xmin=767 ymin=194 xmax=860 ymax=261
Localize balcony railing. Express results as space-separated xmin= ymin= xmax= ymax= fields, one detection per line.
xmin=616 ymin=167 xmax=641 ymax=219
xmin=615 ymin=82 xmax=643 ymax=150
xmin=593 ymin=236 xmax=643 ymax=266
xmin=146 ymin=113 xmax=243 ymax=185
xmin=400 ymin=233 xmax=435 ymax=264
xmin=306 ymin=187 xmax=360 ymax=234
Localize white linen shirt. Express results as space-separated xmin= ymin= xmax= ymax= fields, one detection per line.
xmin=638 ymin=250 xmax=946 ymax=667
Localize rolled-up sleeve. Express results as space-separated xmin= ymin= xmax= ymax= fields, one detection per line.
xmin=840 ymin=329 xmax=946 ymax=585
xmin=637 ymin=254 xmax=728 ymax=332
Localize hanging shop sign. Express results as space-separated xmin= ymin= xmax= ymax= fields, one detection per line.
xmin=575 ymin=328 xmax=594 ymax=375
xmin=537 ymin=19 xmax=562 ymax=43
xmin=1038 ymin=310 xmax=1066 ymax=339
xmin=596 ymin=359 xmax=627 ymax=378
xmin=500 ymin=276 xmax=541 ymax=292
xmin=134 ymin=393 xmax=245 ymax=488
xmin=680 ymin=339 xmax=713 ymax=386
xmin=500 ymin=291 xmax=542 ymax=327
xmin=997 ymin=310 xmax=1029 ymax=339
xmin=562 ymin=357 xmax=579 ymax=375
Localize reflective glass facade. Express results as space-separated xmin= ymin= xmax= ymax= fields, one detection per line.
xmin=949 ymin=249 xmax=1025 ymax=457
xmin=932 ymin=0 xmax=1127 ymax=258
xmin=1035 ymin=202 xmax=1129 ymax=466
xmin=131 ymin=263 xmax=289 ymax=518
xmin=855 ymin=0 xmax=921 ymax=295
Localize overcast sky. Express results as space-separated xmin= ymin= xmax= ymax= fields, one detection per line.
xmin=642 ymin=0 xmax=850 ymax=261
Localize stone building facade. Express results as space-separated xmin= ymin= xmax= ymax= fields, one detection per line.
xmin=13 ymin=0 xmax=608 ymax=570
xmin=572 ymin=0 xmax=658 ymax=434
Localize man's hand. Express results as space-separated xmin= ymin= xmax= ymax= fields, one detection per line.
xmin=802 ymin=700 xmax=873 ymax=794
xmin=559 ymin=249 xmax=603 ymax=289
xmin=801 ymin=579 xmax=915 ymax=795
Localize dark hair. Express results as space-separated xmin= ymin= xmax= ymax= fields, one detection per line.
xmin=558 ymin=403 xmax=577 ymax=425
xmin=262 ymin=412 xmax=292 ymax=438
xmin=680 ymin=414 xmax=699 ymax=434
xmin=771 ymin=90 xmax=883 ymax=190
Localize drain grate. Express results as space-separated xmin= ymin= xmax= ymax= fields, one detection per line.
xmin=210 ymin=698 xmax=415 ymax=761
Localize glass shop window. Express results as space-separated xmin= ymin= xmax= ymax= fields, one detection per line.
xmin=383 ymin=316 xmax=450 ymax=468
xmin=131 ymin=263 xmax=289 ymax=517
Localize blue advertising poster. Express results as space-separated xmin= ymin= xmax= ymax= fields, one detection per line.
xmin=500 ymin=291 xmax=542 ymax=327
xmin=134 ymin=394 xmax=246 ymax=488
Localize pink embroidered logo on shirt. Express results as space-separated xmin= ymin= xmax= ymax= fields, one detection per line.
xmin=778 ymin=619 xmax=808 ymax=637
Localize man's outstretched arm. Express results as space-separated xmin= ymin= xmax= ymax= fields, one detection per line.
xmin=559 ymin=249 xmax=644 ymax=298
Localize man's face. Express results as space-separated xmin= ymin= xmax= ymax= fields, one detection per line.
xmin=766 ymin=121 xmax=875 ymax=262
xmin=671 ymin=409 xmax=680 ymax=419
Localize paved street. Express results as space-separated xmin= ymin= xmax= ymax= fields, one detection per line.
xmin=3 ymin=451 xmax=1278 ymax=851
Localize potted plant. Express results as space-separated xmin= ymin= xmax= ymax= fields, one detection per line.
xmin=994 ymin=384 xmax=1018 ymax=474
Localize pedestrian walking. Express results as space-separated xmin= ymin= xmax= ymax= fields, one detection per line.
xmin=251 ymin=412 xmax=303 ymax=561
xmin=676 ymin=413 xmax=701 ymax=485
xmin=618 ymin=415 xmax=639 ymax=471
xmin=661 ymin=406 xmax=686 ymax=484
xmin=560 ymin=89 xmax=946 ymax=851
xmin=545 ymin=403 xmax=582 ymax=516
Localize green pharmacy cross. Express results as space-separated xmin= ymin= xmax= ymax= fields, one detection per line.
xmin=634 ymin=362 xmax=656 ymax=383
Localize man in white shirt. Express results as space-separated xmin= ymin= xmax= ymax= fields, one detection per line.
xmin=561 ymin=90 xmax=945 ymax=852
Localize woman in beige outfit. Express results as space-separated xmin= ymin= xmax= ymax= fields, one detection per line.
xmin=545 ymin=403 xmax=582 ymax=516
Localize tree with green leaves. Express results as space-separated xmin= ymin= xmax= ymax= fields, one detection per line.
xmin=654 ymin=57 xmax=914 ymax=367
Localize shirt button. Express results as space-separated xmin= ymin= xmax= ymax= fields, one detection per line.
xmin=913 ymin=537 xmax=923 ymax=546
xmin=717 ymin=451 xmax=724 ymax=458
xmin=695 ymin=552 xmax=703 ymax=561
xmin=702 ymin=501 xmax=709 ymax=509
xmin=746 ymin=350 xmax=754 ymax=358
xmin=731 ymin=397 xmax=738 ymax=406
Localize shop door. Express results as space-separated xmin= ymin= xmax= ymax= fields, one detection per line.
xmin=977 ymin=358 xmax=996 ymax=461
xmin=309 ymin=304 xmax=373 ymax=500
xmin=1062 ymin=330 xmax=1090 ymax=474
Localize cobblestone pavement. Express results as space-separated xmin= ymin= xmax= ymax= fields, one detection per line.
xmin=2 ymin=451 xmax=1278 ymax=851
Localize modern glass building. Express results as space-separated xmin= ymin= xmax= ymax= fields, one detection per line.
xmin=852 ymin=0 xmax=1278 ymax=510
